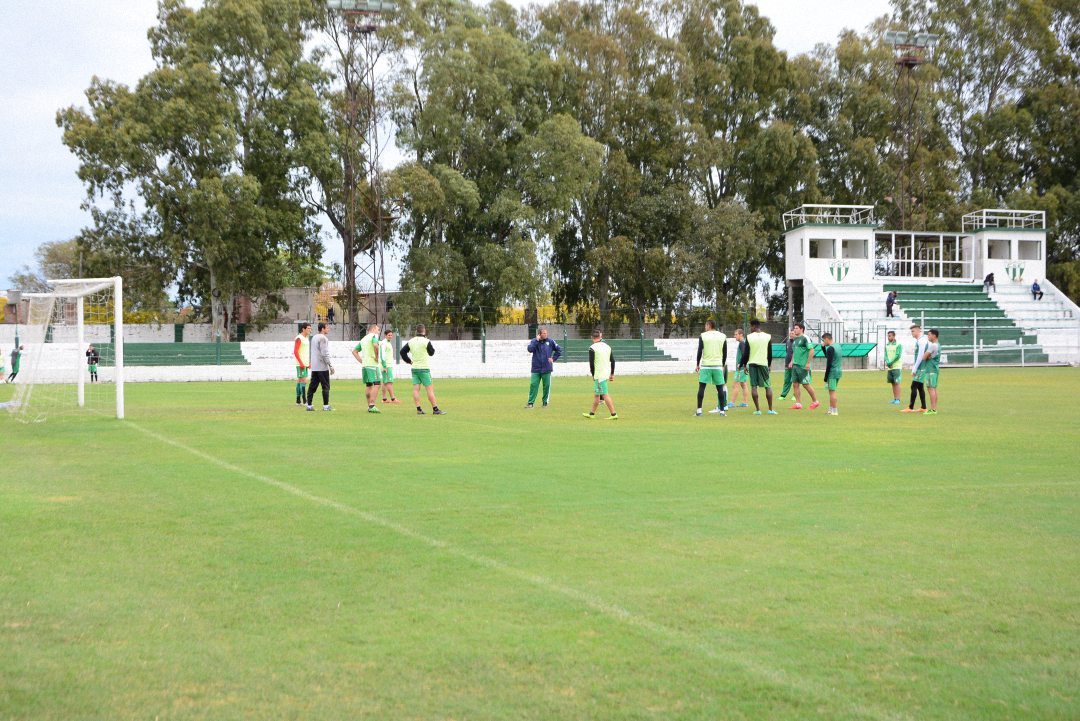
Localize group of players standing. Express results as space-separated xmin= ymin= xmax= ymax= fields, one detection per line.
xmin=292 ymin=321 xmax=446 ymax=414
xmin=287 ymin=316 xmax=943 ymax=417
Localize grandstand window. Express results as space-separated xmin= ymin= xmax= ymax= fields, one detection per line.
xmin=1017 ymin=240 xmax=1041 ymax=260
xmin=809 ymin=239 xmax=835 ymax=258
xmin=842 ymin=239 xmax=868 ymax=259
xmin=988 ymin=239 xmax=1011 ymax=259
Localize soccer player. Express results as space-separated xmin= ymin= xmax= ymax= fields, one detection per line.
xmin=86 ymin=344 xmax=100 ymax=383
xmin=821 ymin=332 xmax=842 ymax=415
xmin=293 ymin=322 xmax=311 ymax=406
xmin=778 ymin=329 xmax=795 ymax=402
xmin=380 ymin=330 xmax=401 ymax=403
xmin=902 ymin=324 xmax=930 ymax=413
xmin=306 ymin=322 xmax=333 ymax=411
xmin=884 ymin=330 xmax=903 ymax=404
xmin=352 ymin=323 xmax=382 ymax=413
xmin=728 ymin=328 xmax=750 ymax=408
xmin=583 ymin=329 xmax=617 ymax=419
xmin=526 ymin=326 xmax=562 ymax=408
xmin=789 ymin=322 xmax=819 ymax=410
xmin=694 ymin=319 xmax=727 ymax=416
xmin=920 ymin=329 xmax=941 ymax=415
xmin=7 ymin=345 xmax=23 ymax=383
xmin=746 ymin=319 xmax=777 ymax=415
xmin=400 ymin=324 xmax=445 ymax=415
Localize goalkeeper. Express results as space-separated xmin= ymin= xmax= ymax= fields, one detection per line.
xmin=305 ymin=322 xmax=333 ymax=411
xmin=6 ymin=345 xmax=22 ymax=384
xmin=86 ymin=344 xmax=100 ymax=383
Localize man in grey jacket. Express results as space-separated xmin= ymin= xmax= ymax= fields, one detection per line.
xmin=306 ymin=322 xmax=333 ymax=411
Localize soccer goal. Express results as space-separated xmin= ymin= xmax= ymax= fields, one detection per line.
xmin=8 ymin=278 xmax=124 ymax=422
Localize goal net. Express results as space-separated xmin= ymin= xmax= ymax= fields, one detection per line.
xmin=7 ymin=278 xmax=124 ymax=423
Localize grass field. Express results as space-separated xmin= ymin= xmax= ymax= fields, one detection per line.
xmin=1 ymin=367 xmax=1078 ymax=720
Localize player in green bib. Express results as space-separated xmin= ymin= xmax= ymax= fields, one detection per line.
xmin=694 ymin=319 xmax=727 ymax=416
xmin=379 ymin=330 xmax=400 ymax=404
xmin=884 ymin=330 xmax=903 ymax=404
xmin=788 ymin=321 xmax=819 ymax=410
xmin=918 ymin=328 xmax=941 ymax=415
xmin=746 ymin=319 xmax=777 ymax=414
xmin=399 ymin=323 xmax=445 ymax=415
xmin=293 ymin=322 xmax=311 ymax=405
xmin=583 ymin=329 xmax=617 ymax=419
xmin=352 ymin=323 xmax=382 ymax=413
xmin=821 ymin=332 xmax=842 ymax=415
xmin=728 ymin=328 xmax=749 ymax=408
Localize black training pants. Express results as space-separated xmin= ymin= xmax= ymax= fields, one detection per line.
xmin=307 ymin=370 xmax=330 ymax=406
xmin=909 ymin=380 xmax=926 ymax=409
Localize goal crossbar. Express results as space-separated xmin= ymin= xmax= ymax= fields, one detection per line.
xmin=25 ymin=279 xmax=116 ymax=299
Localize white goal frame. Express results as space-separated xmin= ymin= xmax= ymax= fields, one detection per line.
xmin=22 ymin=277 xmax=125 ymax=419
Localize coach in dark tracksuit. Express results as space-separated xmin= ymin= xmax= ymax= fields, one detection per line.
xmin=525 ymin=327 xmax=562 ymax=408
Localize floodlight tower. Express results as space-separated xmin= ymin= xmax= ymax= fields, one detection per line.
xmin=326 ymin=0 xmax=395 ymax=338
xmin=884 ymin=30 xmax=939 ymax=231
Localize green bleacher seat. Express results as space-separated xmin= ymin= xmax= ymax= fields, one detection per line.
xmin=87 ymin=342 xmax=251 ymax=367
xmin=883 ymin=283 xmax=1049 ymax=363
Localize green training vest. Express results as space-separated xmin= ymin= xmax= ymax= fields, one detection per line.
xmin=591 ymin=341 xmax=611 ymax=380
xmin=886 ymin=341 xmax=903 ymax=370
xmin=700 ymin=330 xmax=727 ymax=367
xmin=358 ymin=333 xmax=380 ymax=367
xmin=407 ymin=336 xmax=431 ymax=369
xmin=747 ymin=331 xmax=770 ymax=366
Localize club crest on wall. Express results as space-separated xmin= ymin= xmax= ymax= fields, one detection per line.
xmin=829 ymin=260 xmax=850 ymax=282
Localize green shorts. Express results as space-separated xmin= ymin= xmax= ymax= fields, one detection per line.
xmin=593 ymin=379 xmax=609 ymax=396
xmin=791 ymin=365 xmax=812 ymax=385
xmin=412 ymin=368 xmax=433 ymax=387
xmin=748 ymin=365 xmax=770 ymax=388
xmin=887 ymin=368 xmax=902 ymax=384
xmin=380 ymin=367 xmax=393 ymax=383
xmin=916 ymin=369 xmax=939 ymax=388
xmin=734 ymin=369 xmax=749 ymax=383
xmin=296 ymin=366 xmax=309 ymax=379
xmin=88 ymin=364 xmax=98 ymax=373
xmin=699 ymin=367 xmax=726 ymax=385
xmin=826 ymin=377 xmax=840 ymax=391
xmin=362 ymin=367 xmax=381 ymax=385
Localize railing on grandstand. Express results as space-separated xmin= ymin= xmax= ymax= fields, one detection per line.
xmin=863 ymin=312 xmax=1080 ymax=369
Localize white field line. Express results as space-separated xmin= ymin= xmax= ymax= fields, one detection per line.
xmin=128 ymin=421 xmax=907 ymax=721
xmin=358 ymin=479 xmax=1080 ymax=519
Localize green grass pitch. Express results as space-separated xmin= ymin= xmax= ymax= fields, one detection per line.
xmin=1 ymin=367 xmax=1078 ymax=719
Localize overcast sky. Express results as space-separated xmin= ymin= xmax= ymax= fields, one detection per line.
xmin=0 ymin=0 xmax=891 ymax=292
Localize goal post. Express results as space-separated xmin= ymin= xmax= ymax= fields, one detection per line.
xmin=8 ymin=277 xmax=124 ymax=422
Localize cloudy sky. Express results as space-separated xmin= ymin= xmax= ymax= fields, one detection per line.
xmin=0 ymin=0 xmax=891 ymax=292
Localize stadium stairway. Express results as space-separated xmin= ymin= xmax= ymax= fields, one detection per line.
xmin=982 ymin=283 xmax=1079 ymax=363
xmin=824 ymin=283 xmax=914 ymax=340
xmin=90 ymin=342 xmax=251 ymax=366
xmin=883 ymin=284 xmax=1049 ymax=364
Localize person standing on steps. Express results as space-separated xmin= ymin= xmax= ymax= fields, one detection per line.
xmin=526 ymin=327 xmax=562 ymax=408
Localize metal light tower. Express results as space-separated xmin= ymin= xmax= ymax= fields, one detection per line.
xmin=327 ymin=0 xmax=395 ymax=338
xmin=884 ymin=30 xmax=939 ymax=231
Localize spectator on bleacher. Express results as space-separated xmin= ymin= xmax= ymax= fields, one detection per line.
xmin=1032 ymin=280 xmax=1044 ymax=301
xmin=983 ymin=272 xmax=996 ymax=293
xmin=886 ymin=290 xmax=897 ymax=318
